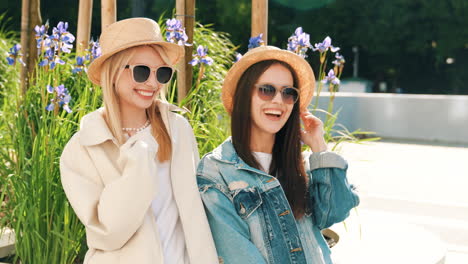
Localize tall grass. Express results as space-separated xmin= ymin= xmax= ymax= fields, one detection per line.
xmin=166 ymin=22 xmax=237 ymax=155
xmin=0 ymin=21 xmax=101 ymax=262
xmin=2 ymin=58 xmax=100 ymax=264
xmin=0 ymin=12 xmax=20 ymax=242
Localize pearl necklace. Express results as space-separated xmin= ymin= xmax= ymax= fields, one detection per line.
xmin=122 ymin=120 xmax=150 ymax=132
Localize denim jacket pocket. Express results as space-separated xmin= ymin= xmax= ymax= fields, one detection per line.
xmin=232 ymin=188 xmax=263 ymax=219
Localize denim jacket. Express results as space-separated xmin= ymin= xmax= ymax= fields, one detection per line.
xmin=197 ymin=138 xmax=359 ymax=264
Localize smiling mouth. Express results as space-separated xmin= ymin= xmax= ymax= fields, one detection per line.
xmin=264 ymin=109 xmax=283 ymax=118
xmin=135 ymin=89 xmax=155 ymax=97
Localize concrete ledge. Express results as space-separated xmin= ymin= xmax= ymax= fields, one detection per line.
xmin=0 ymin=228 xmax=15 ymax=258
xmin=314 ymin=92 xmax=468 ymax=144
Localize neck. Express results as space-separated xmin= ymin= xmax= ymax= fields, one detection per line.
xmin=121 ymin=104 xmax=148 ymax=129
xmin=250 ymin=128 xmax=275 ymax=154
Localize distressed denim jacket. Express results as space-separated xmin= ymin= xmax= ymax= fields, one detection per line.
xmin=197 ymin=138 xmax=359 ymax=264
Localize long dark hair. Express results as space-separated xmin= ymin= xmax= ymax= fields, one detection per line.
xmin=231 ymin=60 xmax=307 ymax=218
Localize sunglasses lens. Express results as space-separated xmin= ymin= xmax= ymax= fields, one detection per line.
xmin=133 ymin=65 xmax=151 ymax=83
xmin=257 ymin=84 xmax=277 ymax=101
xmin=282 ymin=88 xmax=299 ymax=104
xmin=157 ymin=67 xmax=173 ymax=84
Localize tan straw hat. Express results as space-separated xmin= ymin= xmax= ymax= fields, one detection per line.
xmin=87 ymin=17 xmax=184 ymax=85
xmin=222 ymin=45 xmax=315 ymax=114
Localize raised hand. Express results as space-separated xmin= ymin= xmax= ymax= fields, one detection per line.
xmin=300 ymin=111 xmax=327 ymax=152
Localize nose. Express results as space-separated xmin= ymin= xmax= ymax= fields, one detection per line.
xmin=271 ymin=89 xmax=283 ymax=104
xmin=144 ymin=70 xmax=159 ymax=88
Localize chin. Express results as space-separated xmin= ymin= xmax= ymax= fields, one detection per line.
xmin=133 ymin=101 xmax=154 ymax=110
xmin=263 ymin=125 xmax=284 ymax=135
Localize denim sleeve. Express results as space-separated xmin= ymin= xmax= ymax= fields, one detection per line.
xmin=197 ymin=175 xmax=267 ymax=264
xmin=306 ymin=151 xmax=360 ymax=230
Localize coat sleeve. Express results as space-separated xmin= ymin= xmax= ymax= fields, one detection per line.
xmin=197 ymin=158 xmax=267 ymax=264
xmin=60 ymin=132 xmax=158 ymax=251
xmin=305 ymin=151 xmax=360 ymax=230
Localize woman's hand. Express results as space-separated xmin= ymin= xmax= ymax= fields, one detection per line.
xmin=300 ymin=111 xmax=328 ymax=152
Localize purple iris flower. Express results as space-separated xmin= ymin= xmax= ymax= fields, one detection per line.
xmin=54 ymin=22 xmax=68 ymax=35
xmin=166 ymin=18 xmax=182 ymax=31
xmin=297 ymin=31 xmax=311 ymax=48
xmin=46 ymin=84 xmax=72 ymax=113
xmin=312 ymin=36 xmax=340 ymax=53
xmin=287 ymin=27 xmax=311 ymax=58
xmin=287 ymin=41 xmax=297 ymax=53
xmin=321 ymin=69 xmax=340 ymax=85
xmin=72 ymin=56 xmax=86 ymax=74
xmin=35 ymin=25 xmax=47 ymax=38
xmin=91 ymin=41 xmax=101 ymax=59
xmin=34 ymin=24 xmax=48 ymax=49
xmin=85 ymin=39 xmax=101 ymax=62
xmin=189 ymin=45 xmax=213 ymax=66
xmin=42 ymin=22 xmax=74 ymax=54
xmin=60 ymin=33 xmax=75 ymax=53
xmin=165 ymin=18 xmax=190 ymax=46
xmin=248 ymin=33 xmax=265 ymax=49
xmin=35 ymin=22 xmax=73 ymax=68
xmin=332 ymin=53 xmax=346 ymax=66
xmin=47 ymin=33 xmax=60 ymax=49
xmin=6 ymin=44 xmax=25 ymax=66
xmin=52 ymin=22 xmax=75 ymax=53
xmin=39 ymin=48 xmax=65 ymax=70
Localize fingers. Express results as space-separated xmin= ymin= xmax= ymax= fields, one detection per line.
xmin=300 ymin=110 xmax=316 ymax=120
xmin=300 ymin=111 xmax=321 ymax=127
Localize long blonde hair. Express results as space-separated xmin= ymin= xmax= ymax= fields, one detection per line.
xmin=99 ymin=45 xmax=173 ymax=162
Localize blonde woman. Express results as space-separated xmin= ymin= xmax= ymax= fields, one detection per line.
xmin=60 ymin=18 xmax=218 ymax=264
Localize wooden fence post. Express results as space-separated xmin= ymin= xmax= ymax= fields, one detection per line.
xmin=176 ymin=0 xmax=195 ymax=103
xmin=251 ymin=0 xmax=268 ymax=44
xmin=175 ymin=0 xmax=186 ymax=102
xmin=20 ymin=0 xmax=41 ymax=94
xmin=77 ymin=0 xmax=93 ymax=55
xmin=101 ymin=0 xmax=116 ymax=32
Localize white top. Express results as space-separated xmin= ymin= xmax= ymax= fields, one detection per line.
xmin=152 ymin=161 xmax=189 ymax=264
xmin=253 ymin=151 xmax=273 ymax=173
xmin=125 ymin=127 xmax=188 ymax=264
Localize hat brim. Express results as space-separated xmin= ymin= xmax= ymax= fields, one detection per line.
xmin=87 ymin=41 xmax=184 ymax=86
xmin=222 ymin=46 xmax=315 ymax=114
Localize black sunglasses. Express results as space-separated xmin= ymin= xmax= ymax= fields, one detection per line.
xmin=255 ymin=84 xmax=299 ymax=104
xmin=124 ymin=64 xmax=174 ymax=84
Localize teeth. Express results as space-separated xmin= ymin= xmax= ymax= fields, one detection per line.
xmin=136 ymin=90 xmax=154 ymax=96
xmin=264 ymin=109 xmax=282 ymax=116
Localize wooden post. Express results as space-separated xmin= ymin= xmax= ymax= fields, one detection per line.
xmin=176 ymin=0 xmax=195 ymax=103
xmin=77 ymin=0 xmax=93 ymax=55
xmin=20 ymin=0 xmax=41 ymax=95
xmin=175 ymin=0 xmax=186 ymax=103
xmin=101 ymin=0 xmax=116 ymax=32
xmin=251 ymin=0 xmax=268 ymax=44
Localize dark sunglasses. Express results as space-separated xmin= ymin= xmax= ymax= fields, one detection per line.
xmin=255 ymin=84 xmax=299 ymax=104
xmin=124 ymin=64 xmax=174 ymax=84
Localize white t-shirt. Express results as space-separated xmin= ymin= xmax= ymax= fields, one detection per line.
xmin=125 ymin=127 xmax=188 ymax=264
xmin=253 ymin=151 xmax=272 ymax=173
xmin=152 ymin=160 xmax=189 ymax=264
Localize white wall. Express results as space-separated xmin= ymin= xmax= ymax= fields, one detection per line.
xmin=314 ymin=93 xmax=468 ymax=144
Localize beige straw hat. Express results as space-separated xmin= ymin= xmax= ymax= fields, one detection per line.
xmin=87 ymin=17 xmax=184 ymax=85
xmin=222 ymin=45 xmax=315 ymax=114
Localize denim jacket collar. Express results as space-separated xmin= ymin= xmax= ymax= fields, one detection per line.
xmin=212 ymin=137 xmax=272 ymax=178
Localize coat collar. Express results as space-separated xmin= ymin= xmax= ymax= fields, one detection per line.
xmin=79 ymin=100 xmax=185 ymax=146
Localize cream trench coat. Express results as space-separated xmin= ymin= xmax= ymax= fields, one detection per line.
xmin=60 ymin=101 xmax=218 ymax=264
